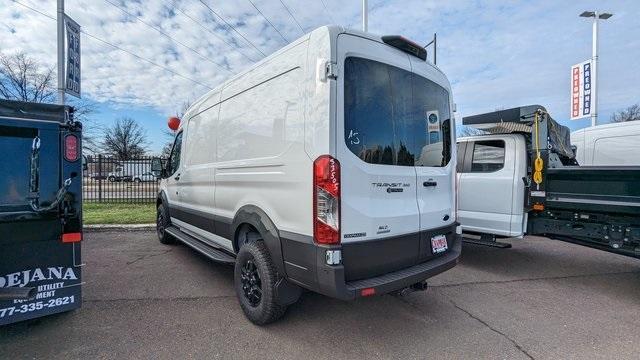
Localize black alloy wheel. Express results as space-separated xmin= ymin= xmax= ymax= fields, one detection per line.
xmin=240 ymin=259 xmax=262 ymax=307
xmin=234 ymin=240 xmax=289 ymax=324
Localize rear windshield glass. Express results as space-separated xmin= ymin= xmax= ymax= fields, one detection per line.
xmin=344 ymin=57 xmax=451 ymax=167
xmin=0 ymin=126 xmax=37 ymax=206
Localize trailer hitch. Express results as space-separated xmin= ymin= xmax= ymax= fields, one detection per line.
xmin=393 ymin=281 xmax=429 ymax=297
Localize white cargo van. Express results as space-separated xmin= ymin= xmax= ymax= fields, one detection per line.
xmin=571 ymin=121 xmax=640 ymax=166
xmin=151 ymin=26 xmax=461 ymax=324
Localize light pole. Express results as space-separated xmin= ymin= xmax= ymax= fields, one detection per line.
xmin=362 ymin=0 xmax=368 ymax=32
xmin=579 ymin=11 xmax=612 ymax=127
xmin=57 ymin=0 xmax=65 ymax=105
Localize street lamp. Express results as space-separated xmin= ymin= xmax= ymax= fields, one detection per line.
xmin=579 ymin=11 xmax=613 ymax=127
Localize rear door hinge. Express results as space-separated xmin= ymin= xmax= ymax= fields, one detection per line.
xmin=326 ymin=62 xmax=337 ymax=80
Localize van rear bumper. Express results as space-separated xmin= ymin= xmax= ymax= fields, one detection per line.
xmin=282 ymin=226 xmax=461 ymax=301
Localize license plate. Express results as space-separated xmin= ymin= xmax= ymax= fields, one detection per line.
xmin=431 ymin=235 xmax=448 ymax=254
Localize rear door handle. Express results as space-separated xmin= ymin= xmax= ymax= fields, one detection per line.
xmin=423 ymin=181 xmax=437 ymax=187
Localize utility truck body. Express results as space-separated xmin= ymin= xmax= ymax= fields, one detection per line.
xmin=457 ymin=105 xmax=640 ymax=258
xmin=0 ymin=100 xmax=83 ymax=326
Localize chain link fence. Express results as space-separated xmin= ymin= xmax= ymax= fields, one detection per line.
xmin=83 ymin=155 xmax=164 ymax=203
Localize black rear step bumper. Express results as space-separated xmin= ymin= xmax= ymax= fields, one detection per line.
xmin=307 ymin=230 xmax=461 ymax=301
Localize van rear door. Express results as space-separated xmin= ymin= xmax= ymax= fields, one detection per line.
xmin=336 ymin=34 xmax=420 ymax=281
xmin=408 ymin=58 xmax=456 ymax=260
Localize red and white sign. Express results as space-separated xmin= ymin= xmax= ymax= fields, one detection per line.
xmin=570 ymin=60 xmax=593 ymax=120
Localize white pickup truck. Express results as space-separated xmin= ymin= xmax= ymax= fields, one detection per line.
xmin=456 ymin=105 xmax=640 ymax=258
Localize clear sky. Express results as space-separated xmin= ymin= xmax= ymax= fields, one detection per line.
xmin=2 ymin=0 xmax=639 ymax=153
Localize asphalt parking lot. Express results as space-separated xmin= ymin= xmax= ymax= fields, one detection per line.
xmin=1 ymin=230 xmax=639 ymax=359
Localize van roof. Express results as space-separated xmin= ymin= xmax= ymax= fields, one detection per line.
xmin=184 ymin=25 xmax=444 ymax=120
xmin=570 ymin=120 xmax=640 ymax=136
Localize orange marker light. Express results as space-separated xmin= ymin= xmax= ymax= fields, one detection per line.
xmin=168 ymin=116 xmax=181 ymax=131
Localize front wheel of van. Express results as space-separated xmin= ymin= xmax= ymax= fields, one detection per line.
xmin=234 ymin=241 xmax=287 ymax=325
xmin=156 ymin=203 xmax=175 ymax=245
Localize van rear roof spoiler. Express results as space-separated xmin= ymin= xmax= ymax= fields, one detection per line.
xmin=381 ymin=35 xmax=427 ymax=61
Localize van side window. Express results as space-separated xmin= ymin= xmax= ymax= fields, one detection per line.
xmin=344 ymin=57 xmax=451 ymax=167
xmin=167 ymin=132 xmax=183 ymax=176
xmin=470 ymin=140 xmax=505 ymax=172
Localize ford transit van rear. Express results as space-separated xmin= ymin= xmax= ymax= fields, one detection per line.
xmin=154 ymin=26 xmax=460 ymax=325
xmin=306 ymin=31 xmax=460 ymax=298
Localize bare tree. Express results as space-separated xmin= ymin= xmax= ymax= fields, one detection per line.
xmin=69 ymin=99 xmax=102 ymax=154
xmin=159 ymin=100 xmax=192 ymax=157
xmin=0 ymin=52 xmax=99 ymax=152
xmin=611 ymin=104 xmax=640 ymax=123
xmin=101 ymin=117 xmax=149 ymax=160
xmin=176 ymin=100 xmax=192 ymax=119
xmin=0 ymin=52 xmax=55 ymax=102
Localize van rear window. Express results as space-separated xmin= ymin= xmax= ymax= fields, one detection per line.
xmin=344 ymin=57 xmax=451 ymax=167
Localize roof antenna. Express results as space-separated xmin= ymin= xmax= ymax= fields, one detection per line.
xmin=362 ymin=0 xmax=368 ymax=32
xmin=423 ymin=33 xmax=437 ymax=65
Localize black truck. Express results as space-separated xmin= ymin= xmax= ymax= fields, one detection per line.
xmin=0 ymin=99 xmax=83 ymax=326
xmin=457 ymin=105 xmax=640 ymax=259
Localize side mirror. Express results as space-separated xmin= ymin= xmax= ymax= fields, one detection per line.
xmin=151 ymin=157 xmax=164 ymax=178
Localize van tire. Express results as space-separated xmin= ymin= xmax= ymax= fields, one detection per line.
xmin=156 ymin=203 xmax=175 ymax=245
xmin=234 ymin=241 xmax=287 ymax=325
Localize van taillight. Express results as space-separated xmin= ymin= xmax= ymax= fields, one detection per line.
xmin=313 ymin=155 xmax=340 ymax=244
xmin=64 ymin=134 xmax=79 ymax=162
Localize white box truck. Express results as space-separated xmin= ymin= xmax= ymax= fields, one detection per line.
xmin=151 ymin=26 xmax=461 ymax=324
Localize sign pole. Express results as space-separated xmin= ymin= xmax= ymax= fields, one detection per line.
xmin=57 ymin=0 xmax=65 ymax=105
xmin=591 ymin=11 xmax=599 ymax=127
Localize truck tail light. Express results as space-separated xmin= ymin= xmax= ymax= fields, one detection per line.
xmin=62 ymin=232 xmax=82 ymax=243
xmin=64 ymin=134 xmax=79 ymax=162
xmin=313 ymin=155 xmax=340 ymax=244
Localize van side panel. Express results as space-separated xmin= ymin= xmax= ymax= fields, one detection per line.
xmin=593 ymin=135 xmax=640 ymax=165
xmin=303 ymin=27 xmax=335 ymax=160
xmin=215 ymin=41 xmax=312 ymax=245
xmin=173 ymin=91 xmax=221 ymax=242
xmin=571 ymin=122 xmax=640 ymax=166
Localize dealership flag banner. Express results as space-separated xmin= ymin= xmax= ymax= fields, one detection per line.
xmin=64 ymin=15 xmax=81 ymax=98
xmin=570 ymin=59 xmax=593 ymax=120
